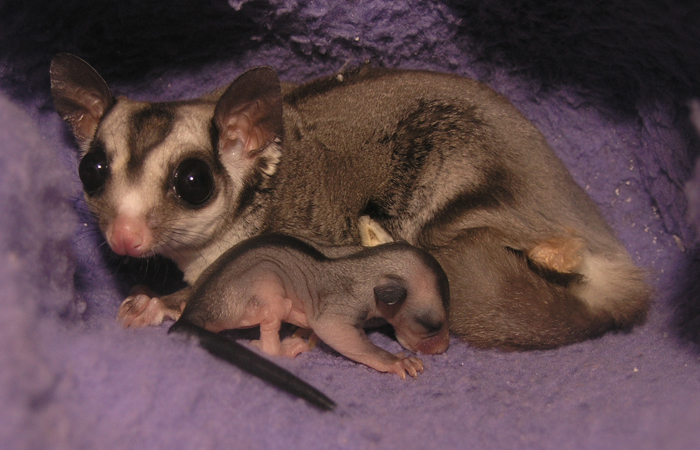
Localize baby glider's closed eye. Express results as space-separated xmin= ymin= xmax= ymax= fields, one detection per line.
xmin=374 ymin=283 xmax=408 ymax=306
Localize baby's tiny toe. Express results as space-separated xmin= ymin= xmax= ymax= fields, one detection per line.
xmin=409 ymin=356 xmax=424 ymax=373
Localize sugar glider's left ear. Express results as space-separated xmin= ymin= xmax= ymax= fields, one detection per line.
xmin=214 ymin=67 xmax=283 ymax=175
xmin=50 ymin=53 xmax=115 ymax=151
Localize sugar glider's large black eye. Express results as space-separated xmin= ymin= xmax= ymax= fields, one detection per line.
xmin=78 ymin=149 xmax=110 ymax=196
xmin=173 ymin=158 xmax=214 ymax=206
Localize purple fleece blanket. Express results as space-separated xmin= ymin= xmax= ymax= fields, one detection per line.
xmin=2 ymin=1 xmax=700 ymax=449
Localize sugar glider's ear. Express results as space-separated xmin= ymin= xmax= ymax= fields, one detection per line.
xmin=50 ymin=53 xmax=114 ymax=150
xmin=214 ymin=67 xmax=283 ymax=176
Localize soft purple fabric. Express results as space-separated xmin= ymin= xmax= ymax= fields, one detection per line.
xmin=2 ymin=1 xmax=700 ymax=449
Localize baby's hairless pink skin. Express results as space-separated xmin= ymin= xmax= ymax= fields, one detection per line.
xmin=172 ymin=233 xmax=450 ymax=378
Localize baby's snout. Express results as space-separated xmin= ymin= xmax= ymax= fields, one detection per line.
xmin=397 ymin=325 xmax=450 ymax=355
xmin=413 ymin=327 xmax=450 ymax=354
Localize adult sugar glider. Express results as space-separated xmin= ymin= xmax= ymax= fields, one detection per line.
xmin=51 ymin=53 xmax=650 ymax=350
xmin=169 ymin=233 xmax=450 ymax=379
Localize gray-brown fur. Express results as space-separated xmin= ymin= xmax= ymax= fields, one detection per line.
xmin=176 ymin=233 xmax=450 ymax=378
xmin=51 ymin=54 xmax=650 ymax=350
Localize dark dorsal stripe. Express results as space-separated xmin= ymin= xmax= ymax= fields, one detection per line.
xmin=128 ymin=104 xmax=175 ymax=175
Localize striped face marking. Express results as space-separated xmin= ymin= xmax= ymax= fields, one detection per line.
xmin=54 ymin=56 xmax=285 ymax=284
xmin=127 ymin=104 xmax=175 ymax=175
xmin=87 ymin=98 xmax=232 ymax=261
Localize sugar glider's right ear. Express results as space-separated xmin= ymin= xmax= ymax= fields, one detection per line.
xmin=214 ymin=67 xmax=283 ymax=176
xmin=50 ymin=53 xmax=114 ymax=150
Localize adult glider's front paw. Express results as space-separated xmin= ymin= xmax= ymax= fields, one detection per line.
xmin=118 ymin=292 xmax=179 ymax=328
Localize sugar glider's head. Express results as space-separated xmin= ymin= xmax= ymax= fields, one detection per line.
xmin=372 ymin=244 xmax=451 ymax=355
xmin=50 ymin=54 xmax=283 ymax=267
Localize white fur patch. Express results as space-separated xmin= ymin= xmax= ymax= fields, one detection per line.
xmin=573 ymin=251 xmax=643 ymax=314
xmin=119 ymin=189 xmax=148 ymax=217
xmin=261 ymin=140 xmax=283 ymax=177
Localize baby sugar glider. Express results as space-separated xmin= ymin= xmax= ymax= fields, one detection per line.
xmin=169 ymin=233 xmax=451 ymax=380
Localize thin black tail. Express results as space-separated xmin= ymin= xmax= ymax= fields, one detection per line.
xmin=168 ymin=320 xmax=336 ymax=411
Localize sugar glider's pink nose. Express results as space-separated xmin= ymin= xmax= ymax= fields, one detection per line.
xmin=107 ymin=215 xmax=153 ymax=257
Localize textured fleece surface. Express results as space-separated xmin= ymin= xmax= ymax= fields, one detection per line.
xmin=1 ymin=1 xmax=700 ymax=449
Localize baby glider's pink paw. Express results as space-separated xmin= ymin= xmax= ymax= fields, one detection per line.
xmin=387 ymin=354 xmax=425 ymax=379
xmin=280 ymin=336 xmax=313 ymax=357
xmin=292 ymin=327 xmax=320 ymax=350
xmin=249 ymin=336 xmax=311 ymax=357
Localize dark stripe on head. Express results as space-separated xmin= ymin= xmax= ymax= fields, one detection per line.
xmin=209 ymin=118 xmax=220 ymax=155
xmin=412 ymin=246 xmax=451 ymax=313
xmin=128 ymin=104 xmax=175 ymax=175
